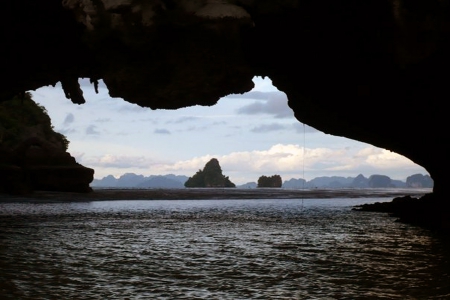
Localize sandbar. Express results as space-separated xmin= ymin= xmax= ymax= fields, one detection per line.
xmin=0 ymin=188 xmax=432 ymax=203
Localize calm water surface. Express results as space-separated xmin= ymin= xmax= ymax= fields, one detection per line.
xmin=0 ymin=198 xmax=449 ymax=299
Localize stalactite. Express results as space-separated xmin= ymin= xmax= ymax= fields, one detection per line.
xmin=90 ymin=78 xmax=99 ymax=94
xmin=61 ymin=77 xmax=86 ymax=104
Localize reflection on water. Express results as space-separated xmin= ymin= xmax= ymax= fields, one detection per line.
xmin=0 ymin=198 xmax=449 ymax=299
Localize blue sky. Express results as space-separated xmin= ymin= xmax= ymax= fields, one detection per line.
xmin=30 ymin=76 xmax=428 ymax=185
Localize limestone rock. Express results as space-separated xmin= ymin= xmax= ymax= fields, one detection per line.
xmin=368 ymin=175 xmax=393 ymax=188
xmin=195 ymin=1 xmax=251 ymax=20
xmin=185 ymin=158 xmax=235 ymax=188
xmin=0 ymin=94 xmax=93 ymax=194
xmin=406 ymin=174 xmax=434 ymax=188
xmin=257 ymin=175 xmax=282 ymax=188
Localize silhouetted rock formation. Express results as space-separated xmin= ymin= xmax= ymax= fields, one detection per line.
xmin=2 ymin=1 xmax=449 ymax=229
xmin=283 ymin=174 xmax=431 ymax=189
xmin=114 ymin=173 xmax=146 ymax=188
xmin=307 ymin=176 xmax=354 ymax=188
xmin=353 ymin=194 xmax=450 ymax=234
xmin=137 ymin=176 xmax=185 ymax=189
xmin=257 ymin=175 xmax=282 ymax=188
xmin=283 ymin=178 xmax=307 ymax=189
xmin=352 ymin=174 xmax=369 ymax=188
xmin=185 ymin=158 xmax=235 ymax=188
xmin=0 ymin=94 xmax=93 ymax=194
xmin=368 ymin=175 xmax=393 ymax=188
xmin=406 ymin=174 xmax=434 ymax=188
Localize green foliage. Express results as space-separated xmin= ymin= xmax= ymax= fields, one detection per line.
xmin=257 ymin=175 xmax=282 ymax=188
xmin=55 ymin=132 xmax=70 ymax=151
xmin=185 ymin=158 xmax=235 ymax=188
xmin=184 ymin=169 xmax=206 ymax=187
xmin=0 ymin=92 xmax=70 ymax=151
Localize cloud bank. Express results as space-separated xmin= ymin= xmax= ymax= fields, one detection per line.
xmin=80 ymin=144 xmax=425 ymax=184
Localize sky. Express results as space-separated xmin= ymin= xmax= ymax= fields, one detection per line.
xmin=30 ymin=76 xmax=428 ymax=185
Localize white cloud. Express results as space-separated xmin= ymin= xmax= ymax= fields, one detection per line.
xmin=83 ymin=144 xmax=426 ymax=184
xmin=251 ymin=76 xmax=280 ymax=92
xmin=363 ymin=148 xmax=419 ymax=169
xmin=83 ymin=154 xmax=155 ymax=169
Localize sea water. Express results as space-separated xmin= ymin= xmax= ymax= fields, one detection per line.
xmin=0 ymin=198 xmax=449 ymax=299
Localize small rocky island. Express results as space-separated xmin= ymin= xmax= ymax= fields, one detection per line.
xmin=257 ymin=175 xmax=282 ymax=188
xmin=184 ymin=158 xmax=235 ymax=188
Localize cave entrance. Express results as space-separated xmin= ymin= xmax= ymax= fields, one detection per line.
xmin=29 ymin=76 xmax=427 ymax=187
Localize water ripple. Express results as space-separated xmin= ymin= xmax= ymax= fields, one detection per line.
xmin=0 ymin=198 xmax=449 ymax=299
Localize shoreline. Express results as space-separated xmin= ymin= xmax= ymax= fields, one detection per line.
xmin=0 ymin=187 xmax=432 ymax=203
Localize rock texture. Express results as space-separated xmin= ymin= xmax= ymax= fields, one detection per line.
xmin=0 ymin=94 xmax=93 ymax=194
xmin=353 ymin=194 xmax=450 ymax=233
xmin=257 ymin=175 xmax=282 ymax=188
xmin=185 ymin=158 xmax=235 ymax=188
xmin=5 ymin=137 xmax=94 ymax=193
xmin=1 ymin=1 xmax=449 ymax=218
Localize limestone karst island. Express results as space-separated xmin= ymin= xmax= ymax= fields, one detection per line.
xmin=184 ymin=158 xmax=235 ymax=188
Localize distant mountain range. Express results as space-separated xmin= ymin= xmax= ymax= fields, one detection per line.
xmin=91 ymin=173 xmax=433 ymax=189
xmin=91 ymin=173 xmax=189 ymax=189
xmin=281 ymin=173 xmax=433 ymax=189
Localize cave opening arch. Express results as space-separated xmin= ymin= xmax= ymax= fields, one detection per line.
xmin=29 ymin=76 xmax=429 ymax=188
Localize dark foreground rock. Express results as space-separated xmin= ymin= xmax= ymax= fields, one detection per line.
xmin=353 ymin=193 xmax=450 ymax=234
xmin=0 ymin=93 xmax=94 ymax=194
xmin=0 ymin=138 xmax=94 ymax=194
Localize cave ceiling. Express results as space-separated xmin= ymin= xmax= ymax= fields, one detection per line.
xmin=2 ymin=0 xmax=449 ymax=195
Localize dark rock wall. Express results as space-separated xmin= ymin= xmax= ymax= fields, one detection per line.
xmin=1 ymin=1 xmax=448 ymax=201
xmin=241 ymin=1 xmax=449 ymax=198
xmin=0 ymin=94 xmax=94 ymax=194
xmin=0 ymin=138 xmax=94 ymax=194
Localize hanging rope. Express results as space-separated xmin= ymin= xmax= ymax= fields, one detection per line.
xmin=303 ymin=123 xmax=305 ymax=188
xmin=301 ymin=122 xmax=305 ymax=211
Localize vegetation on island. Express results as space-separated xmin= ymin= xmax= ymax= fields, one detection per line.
xmin=185 ymin=158 xmax=235 ymax=188
xmin=0 ymin=92 xmax=69 ymax=151
xmin=257 ymin=175 xmax=282 ymax=188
